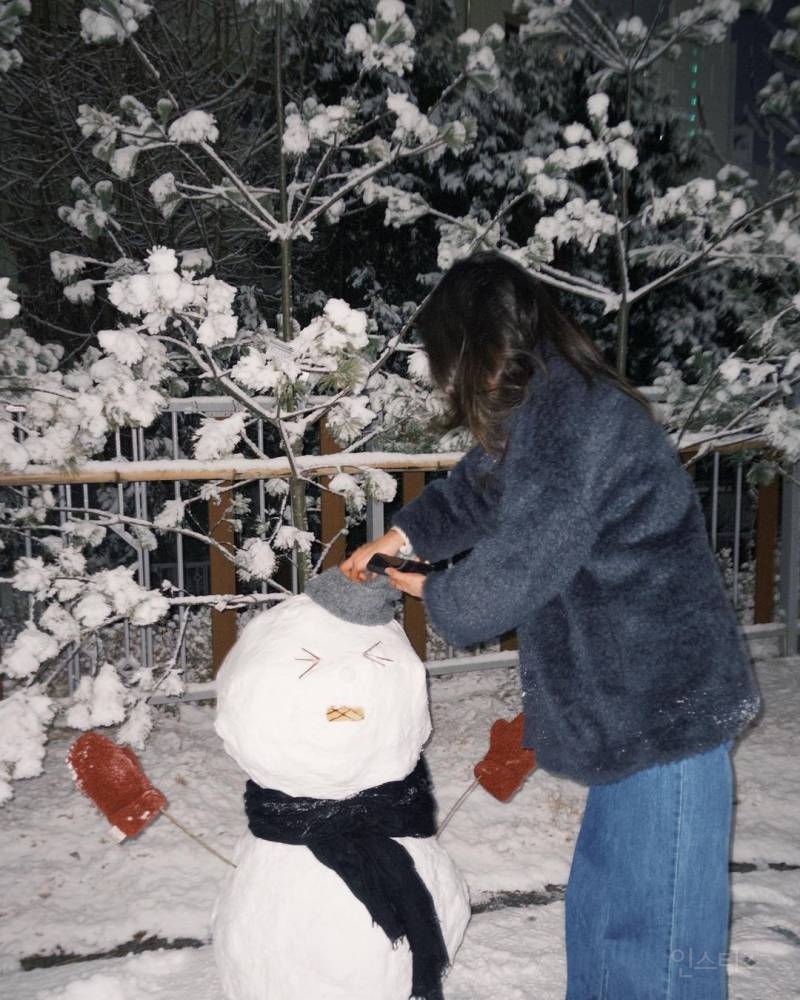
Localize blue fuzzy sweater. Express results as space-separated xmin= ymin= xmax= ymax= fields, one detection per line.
xmin=392 ymin=347 xmax=761 ymax=785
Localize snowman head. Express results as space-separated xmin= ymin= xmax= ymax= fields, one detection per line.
xmin=214 ymin=568 xmax=432 ymax=799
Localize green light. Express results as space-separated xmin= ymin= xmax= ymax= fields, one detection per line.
xmin=690 ymin=96 xmax=698 ymax=106
xmin=691 ymin=63 xmax=699 ymax=73
xmin=691 ymin=79 xmax=698 ymax=89
xmin=689 ymin=113 xmax=697 ymax=122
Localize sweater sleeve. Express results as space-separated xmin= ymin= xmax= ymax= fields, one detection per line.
xmin=420 ymin=448 xmax=596 ymax=649
xmin=390 ymin=444 xmax=499 ymax=562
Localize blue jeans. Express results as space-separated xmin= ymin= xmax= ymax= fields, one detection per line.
xmin=565 ymin=741 xmax=734 ymax=1000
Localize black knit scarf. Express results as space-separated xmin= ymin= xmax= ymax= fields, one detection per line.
xmin=244 ymin=756 xmax=449 ymax=1000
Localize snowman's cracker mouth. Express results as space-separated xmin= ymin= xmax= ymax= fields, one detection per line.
xmin=326 ymin=706 xmax=365 ymax=722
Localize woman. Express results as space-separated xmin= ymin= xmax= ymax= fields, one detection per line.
xmin=340 ymin=250 xmax=760 ymax=1000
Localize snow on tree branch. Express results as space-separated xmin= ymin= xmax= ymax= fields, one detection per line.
xmin=0 ymin=0 xmax=29 ymax=73
xmin=345 ymin=0 xmax=417 ymax=77
xmin=514 ymin=0 xmax=744 ymax=80
xmin=80 ymin=0 xmax=153 ymax=46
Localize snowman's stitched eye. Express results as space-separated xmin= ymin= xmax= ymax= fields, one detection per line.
xmin=362 ymin=641 xmax=393 ymax=666
xmin=296 ymin=648 xmax=322 ymax=679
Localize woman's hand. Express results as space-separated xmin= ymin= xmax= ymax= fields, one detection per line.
xmin=385 ymin=567 xmax=427 ymax=600
xmin=339 ymin=530 xmax=405 ymax=582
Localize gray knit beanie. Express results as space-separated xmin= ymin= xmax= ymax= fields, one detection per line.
xmin=305 ymin=566 xmax=401 ymax=625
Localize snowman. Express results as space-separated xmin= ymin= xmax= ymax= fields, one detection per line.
xmin=212 ymin=566 xmax=471 ymax=1000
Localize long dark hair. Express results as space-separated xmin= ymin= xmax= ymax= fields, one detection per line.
xmin=415 ymin=250 xmax=653 ymax=456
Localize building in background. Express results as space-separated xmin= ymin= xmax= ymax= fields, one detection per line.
xmin=453 ymin=0 xmax=795 ymax=189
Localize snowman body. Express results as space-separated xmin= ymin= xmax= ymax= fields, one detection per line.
xmin=212 ymin=588 xmax=471 ymax=1000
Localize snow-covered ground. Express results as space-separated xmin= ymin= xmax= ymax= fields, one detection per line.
xmin=1 ymin=653 xmax=798 ymax=1000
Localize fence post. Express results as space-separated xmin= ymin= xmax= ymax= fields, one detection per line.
xmin=209 ymin=481 xmax=238 ymax=675
xmin=319 ymin=418 xmax=347 ymax=570
xmin=402 ymin=471 xmax=427 ymax=660
xmin=366 ymin=498 xmax=385 ymax=542
xmin=754 ymin=476 xmax=780 ymax=625
xmin=500 ymin=631 xmax=518 ymax=652
xmin=780 ymin=459 xmax=800 ymax=656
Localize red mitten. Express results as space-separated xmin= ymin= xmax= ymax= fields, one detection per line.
xmin=474 ymin=713 xmax=536 ymax=802
xmin=67 ymin=732 xmax=166 ymax=840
